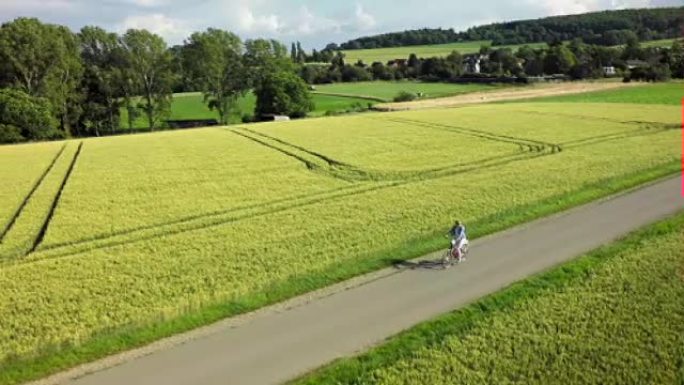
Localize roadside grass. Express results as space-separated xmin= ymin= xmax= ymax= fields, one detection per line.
xmin=0 ymin=160 xmax=678 ymax=385
xmin=291 ymin=208 xmax=684 ymax=385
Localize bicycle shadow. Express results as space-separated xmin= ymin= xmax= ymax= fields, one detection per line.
xmin=391 ymin=258 xmax=445 ymax=270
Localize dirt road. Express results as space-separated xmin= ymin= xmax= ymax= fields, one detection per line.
xmin=34 ymin=176 xmax=682 ymax=385
xmin=375 ymin=81 xmax=638 ymax=111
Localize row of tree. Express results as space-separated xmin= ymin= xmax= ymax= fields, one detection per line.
xmin=0 ymin=18 xmax=313 ymax=143
xmin=300 ymin=39 xmax=683 ymax=84
xmin=339 ymin=7 xmax=684 ymax=49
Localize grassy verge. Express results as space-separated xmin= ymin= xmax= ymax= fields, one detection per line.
xmin=0 ymin=160 xmax=678 ymax=385
xmin=291 ymin=204 xmax=684 ymax=385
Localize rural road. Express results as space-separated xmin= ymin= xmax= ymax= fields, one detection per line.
xmin=63 ymin=176 xmax=682 ymax=385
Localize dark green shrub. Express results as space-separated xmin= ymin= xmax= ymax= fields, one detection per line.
xmin=254 ymin=71 xmax=314 ymax=119
xmin=393 ymin=91 xmax=418 ymax=102
xmin=0 ymin=89 xmax=60 ymax=143
xmin=0 ymin=124 xmax=24 ymax=143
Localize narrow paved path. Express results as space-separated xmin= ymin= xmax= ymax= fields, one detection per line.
xmin=65 ymin=177 xmax=682 ymax=385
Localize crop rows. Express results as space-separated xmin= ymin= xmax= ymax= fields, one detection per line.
xmin=34 ymin=129 xmax=350 ymax=249
xmin=0 ymin=143 xmax=81 ymax=261
xmin=385 ymin=117 xmax=561 ymax=153
xmin=0 ymin=142 xmax=65 ymax=234
xmin=26 ymin=129 xmax=546 ymax=264
xmin=0 ymin=144 xmax=66 ymax=242
xmin=391 ymin=103 xmax=678 ymax=144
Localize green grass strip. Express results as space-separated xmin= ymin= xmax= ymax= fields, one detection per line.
xmin=0 ymin=160 xmax=678 ymax=385
xmin=291 ymin=206 xmax=684 ymax=385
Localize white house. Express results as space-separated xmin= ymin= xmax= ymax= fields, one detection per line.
xmin=463 ymin=55 xmax=485 ymax=74
xmin=603 ymin=66 xmax=616 ymax=76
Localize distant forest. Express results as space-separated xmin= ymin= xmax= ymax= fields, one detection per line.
xmin=338 ymin=7 xmax=684 ymax=49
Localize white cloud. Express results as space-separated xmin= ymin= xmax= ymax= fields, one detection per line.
xmin=236 ymin=5 xmax=281 ymax=33
xmin=123 ymin=0 xmax=169 ymax=7
xmin=118 ymin=13 xmax=190 ymax=43
xmin=1 ymin=0 xmax=680 ymax=48
xmin=0 ymin=0 xmax=74 ymax=13
xmin=609 ymin=0 xmax=653 ymax=8
xmin=290 ymin=6 xmax=341 ymax=35
xmin=354 ymin=4 xmax=376 ymax=31
xmin=217 ymin=2 xmax=375 ymax=39
xmin=219 ymin=1 xmax=282 ymax=34
xmin=533 ymin=0 xmax=598 ymax=15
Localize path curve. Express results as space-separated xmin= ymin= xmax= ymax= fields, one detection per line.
xmin=374 ymin=81 xmax=640 ymax=111
xmin=32 ymin=176 xmax=683 ymax=385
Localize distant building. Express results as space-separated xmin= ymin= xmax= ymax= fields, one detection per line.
xmin=603 ymin=66 xmax=616 ymax=76
xmin=261 ymin=115 xmax=290 ymax=122
xmin=462 ymin=54 xmax=486 ymax=74
xmin=387 ymin=59 xmax=408 ymax=68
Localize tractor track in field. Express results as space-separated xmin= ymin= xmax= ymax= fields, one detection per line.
xmin=237 ymin=127 xmax=350 ymax=167
xmin=19 ymin=149 xmax=555 ymax=265
xmin=230 ymin=129 xmax=326 ymax=171
xmin=233 ymin=127 xmax=541 ymax=181
xmin=512 ymin=109 xmax=679 ymax=128
xmin=386 ymin=117 xmax=562 ymax=153
xmin=29 ymin=184 xmax=364 ymax=256
xmin=0 ymin=144 xmax=67 ymax=243
xmin=561 ymin=127 xmax=674 ymax=148
xmin=29 ymin=142 xmax=83 ymax=254
xmin=15 ymin=122 xmax=673 ymax=265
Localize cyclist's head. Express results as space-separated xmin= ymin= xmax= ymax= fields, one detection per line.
xmin=455 ymin=220 xmax=461 ymax=226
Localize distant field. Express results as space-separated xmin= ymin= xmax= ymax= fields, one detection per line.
xmin=294 ymin=213 xmax=684 ymax=385
xmin=637 ymin=38 xmax=682 ymax=48
xmin=313 ymin=81 xmax=506 ymax=102
xmin=342 ymin=41 xmax=547 ymax=64
xmin=1 ymin=85 xmax=681 ymax=383
xmin=120 ymin=92 xmax=371 ymax=129
xmin=342 ymin=38 xmax=682 ymax=64
xmin=533 ymin=81 xmax=683 ymax=105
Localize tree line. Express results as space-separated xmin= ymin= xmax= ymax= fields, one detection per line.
xmin=338 ymin=7 xmax=684 ymax=49
xmin=299 ymin=38 xmax=683 ymax=85
xmin=0 ymin=18 xmax=312 ymax=143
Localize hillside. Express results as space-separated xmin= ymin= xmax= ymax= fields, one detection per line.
xmin=339 ymin=7 xmax=684 ymax=49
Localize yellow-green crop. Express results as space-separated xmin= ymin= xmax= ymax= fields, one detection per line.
xmin=0 ymin=101 xmax=679 ymax=376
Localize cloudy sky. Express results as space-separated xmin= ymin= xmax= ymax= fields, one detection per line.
xmin=0 ymin=0 xmax=680 ymax=48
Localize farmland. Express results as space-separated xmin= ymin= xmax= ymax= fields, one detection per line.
xmin=341 ymin=41 xmax=548 ymax=64
xmin=313 ymin=81 xmax=506 ymax=102
xmin=294 ymin=213 xmax=684 ymax=385
xmin=0 ymin=90 xmax=681 ymax=383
